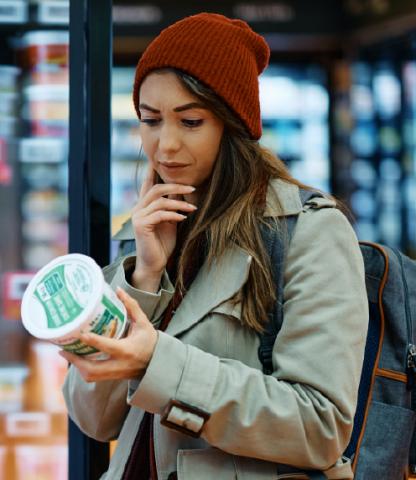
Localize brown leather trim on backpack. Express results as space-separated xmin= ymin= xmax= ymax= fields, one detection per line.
xmin=351 ymin=242 xmax=390 ymax=473
xmin=376 ymin=368 xmax=408 ymax=383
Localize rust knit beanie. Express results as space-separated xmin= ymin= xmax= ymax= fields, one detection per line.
xmin=133 ymin=12 xmax=270 ymax=140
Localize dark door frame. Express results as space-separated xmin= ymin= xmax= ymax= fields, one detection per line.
xmin=68 ymin=0 xmax=112 ymax=478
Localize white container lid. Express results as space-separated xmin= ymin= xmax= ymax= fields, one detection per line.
xmin=21 ymin=254 xmax=104 ymax=340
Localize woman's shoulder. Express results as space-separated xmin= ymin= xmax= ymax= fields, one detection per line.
xmin=265 ymin=178 xmax=337 ymax=218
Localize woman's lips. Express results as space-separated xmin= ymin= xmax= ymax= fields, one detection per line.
xmin=159 ymin=163 xmax=189 ymax=171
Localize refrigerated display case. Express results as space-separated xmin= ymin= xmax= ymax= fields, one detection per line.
xmin=0 ymin=2 xmax=69 ymax=478
xmin=259 ymin=64 xmax=330 ymax=192
xmin=332 ymin=49 xmax=416 ymax=256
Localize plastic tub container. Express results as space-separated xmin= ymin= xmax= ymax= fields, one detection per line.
xmin=21 ymin=254 xmax=128 ymax=357
xmin=20 ymin=31 xmax=69 ymax=69
xmin=23 ymin=85 xmax=68 ymax=121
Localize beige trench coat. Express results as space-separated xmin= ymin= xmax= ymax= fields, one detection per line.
xmin=63 ymin=179 xmax=369 ymax=480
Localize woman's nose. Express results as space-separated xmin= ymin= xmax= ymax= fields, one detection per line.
xmin=158 ymin=123 xmax=181 ymax=153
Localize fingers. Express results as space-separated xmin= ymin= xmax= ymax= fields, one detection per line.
xmin=116 ymin=287 xmax=147 ymax=325
xmin=139 ymin=162 xmax=156 ymax=198
xmin=138 ymin=183 xmax=196 ymax=210
xmin=143 ymin=197 xmax=197 ymax=216
xmin=134 ymin=211 xmax=187 ymax=233
xmin=59 ymin=349 xmax=117 ymax=382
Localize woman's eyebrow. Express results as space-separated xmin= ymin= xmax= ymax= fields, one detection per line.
xmin=138 ymin=102 xmax=207 ymax=113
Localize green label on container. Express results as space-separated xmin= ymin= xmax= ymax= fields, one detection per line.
xmin=62 ymin=297 xmax=124 ymax=355
xmin=63 ymin=339 xmax=98 ymax=356
xmin=34 ymin=264 xmax=83 ymax=329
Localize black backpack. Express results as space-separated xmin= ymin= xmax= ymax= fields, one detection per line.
xmin=117 ymin=187 xmax=416 ymax=479
xmin=259 ymin=188 xmax=416 ymax=479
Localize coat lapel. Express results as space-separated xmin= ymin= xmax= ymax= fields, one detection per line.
xmin=111 ymin=179 xmax=303 ymax=337
xmin=166 ymin=245 xmax=252 ymax=338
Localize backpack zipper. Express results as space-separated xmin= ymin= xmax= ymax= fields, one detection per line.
xmin=392 ymin=248 xmax=416 ymax=388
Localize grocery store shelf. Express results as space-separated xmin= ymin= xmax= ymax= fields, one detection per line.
xmin=0 ymin=0 xmax=69 ymax=27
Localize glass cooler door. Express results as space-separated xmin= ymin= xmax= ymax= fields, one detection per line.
xmin=0 ymin=1 xmax=70 ymax=478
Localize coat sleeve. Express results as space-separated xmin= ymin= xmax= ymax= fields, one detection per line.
xmin=126 ymin=207 xmax=369 ymax=470
xmin=62 ymin=255 xmax=175 ymax=442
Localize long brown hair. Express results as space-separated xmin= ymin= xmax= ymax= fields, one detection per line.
xmin=144 ymin=68 xmax=342 ymax=333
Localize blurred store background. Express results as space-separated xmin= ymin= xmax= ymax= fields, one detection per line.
xmin=0 ymin=0 xmax=415 ymax=478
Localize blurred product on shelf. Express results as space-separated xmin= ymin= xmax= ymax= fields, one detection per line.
xmin=19 ymin=136 xmax=67 ymax=163
xmin=20 ymin=30 xmax=69 ymax=70
xmin=112 ymin=67 xmax=141 ymax=160
xmin=258 ymin=65 xmax=330 ymax=193
xmin=21 ymin=189 xmax=67 ymax=220
xmin=30 ymin=341 xmax=67 ymax=412
xmin=0 ymin=0 xmax=28 ymax=24
xmin=0 ymin=365 xmax=28 ymax=413
xmin=0 ymin=65 xmax=21 ymax=140
xmin=0 ymin=446 xmax=6 ymax=479
xmin=32 ymin=0 xmax=69 ymax=25
xmin=5 ymin=411 xmax=51 ymax=437
xmin=14 ymin=444 xmax=67 ymax=480
xmin=23 ymin=83 xmax=68 ymax=137
xmin=8 ymin=27 xmax=70 ymax=271
xmin=24 ymin=84 xmax=68 ymax=120
xmin=0 ymin=65 xmax=20 ymax=91
xmin=1 ymin=272 xmax=34 ymax=321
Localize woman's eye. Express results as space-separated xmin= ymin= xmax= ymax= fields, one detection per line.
xmin=141 ymin=118 xmax=160 ymax=126
xmin=182 ymin=119 xmax=203 ymax=128
xmin=140 ymin=118 xmax=203 ymax=128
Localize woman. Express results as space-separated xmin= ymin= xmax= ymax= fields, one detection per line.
xmin=62 ymin=12 xmax=368 ymax=480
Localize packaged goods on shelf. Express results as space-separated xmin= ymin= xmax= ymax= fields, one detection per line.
xmin=0 ymin=92 xmax=19 ymax=117
xmin=34 ymin=0 xmax=69 ymax=25
xmin=14 ymin=444 xmax=67 ymax=480
xmin=23 ymin=243 xmax=66 ymax=270
xmin=19 ymin=137 xmax=67 ymax=163
xmin=0 ymin=66 xmax=20 ymax=92
xmin=30 ymin=341 xmax=67 ymax=412
xmin=21 ymin=189 xmax=67 ymax=220
xmin=29 ymin=66 xmax=68 ymax=86
xmin=0 ymin=116 xmax=19 ymax=137
xmin=20 ymin=31 xmax=69 ymax=70
xmin=0 ymin=446 xmax=6 ymax=480
xmin=22 ymin=219 xmax=67 ymax=244
xmin=0 ymin=365 xmax=28 ymax=413
xmin=23 ymin=85 xmax=68 ymax=121
xmin=5 ymin=411 xmax=51 ymax=437
xmin=0 ymin=0 xmax=28 ymax=24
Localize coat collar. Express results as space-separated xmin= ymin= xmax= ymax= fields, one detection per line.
xmin=112 ymin=179 xmax=301 ymax=241
xmin=112 ymin=179 xmax=301 ymax=336
xmin=165 ymin=244 xmax=252 ymax=337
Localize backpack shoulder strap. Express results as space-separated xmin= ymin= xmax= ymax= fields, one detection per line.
xmin=258 ymin=187 xmax=334 ymax=374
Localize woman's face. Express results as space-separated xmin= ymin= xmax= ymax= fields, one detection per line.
xmin=138 ymin=71 xmax=224 ymax=196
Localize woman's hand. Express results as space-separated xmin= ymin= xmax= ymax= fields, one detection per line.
xmin=132 ymin=163 xmax=197 ymax=282
xmin=59 ymin=288 xmax=158 ymax=382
